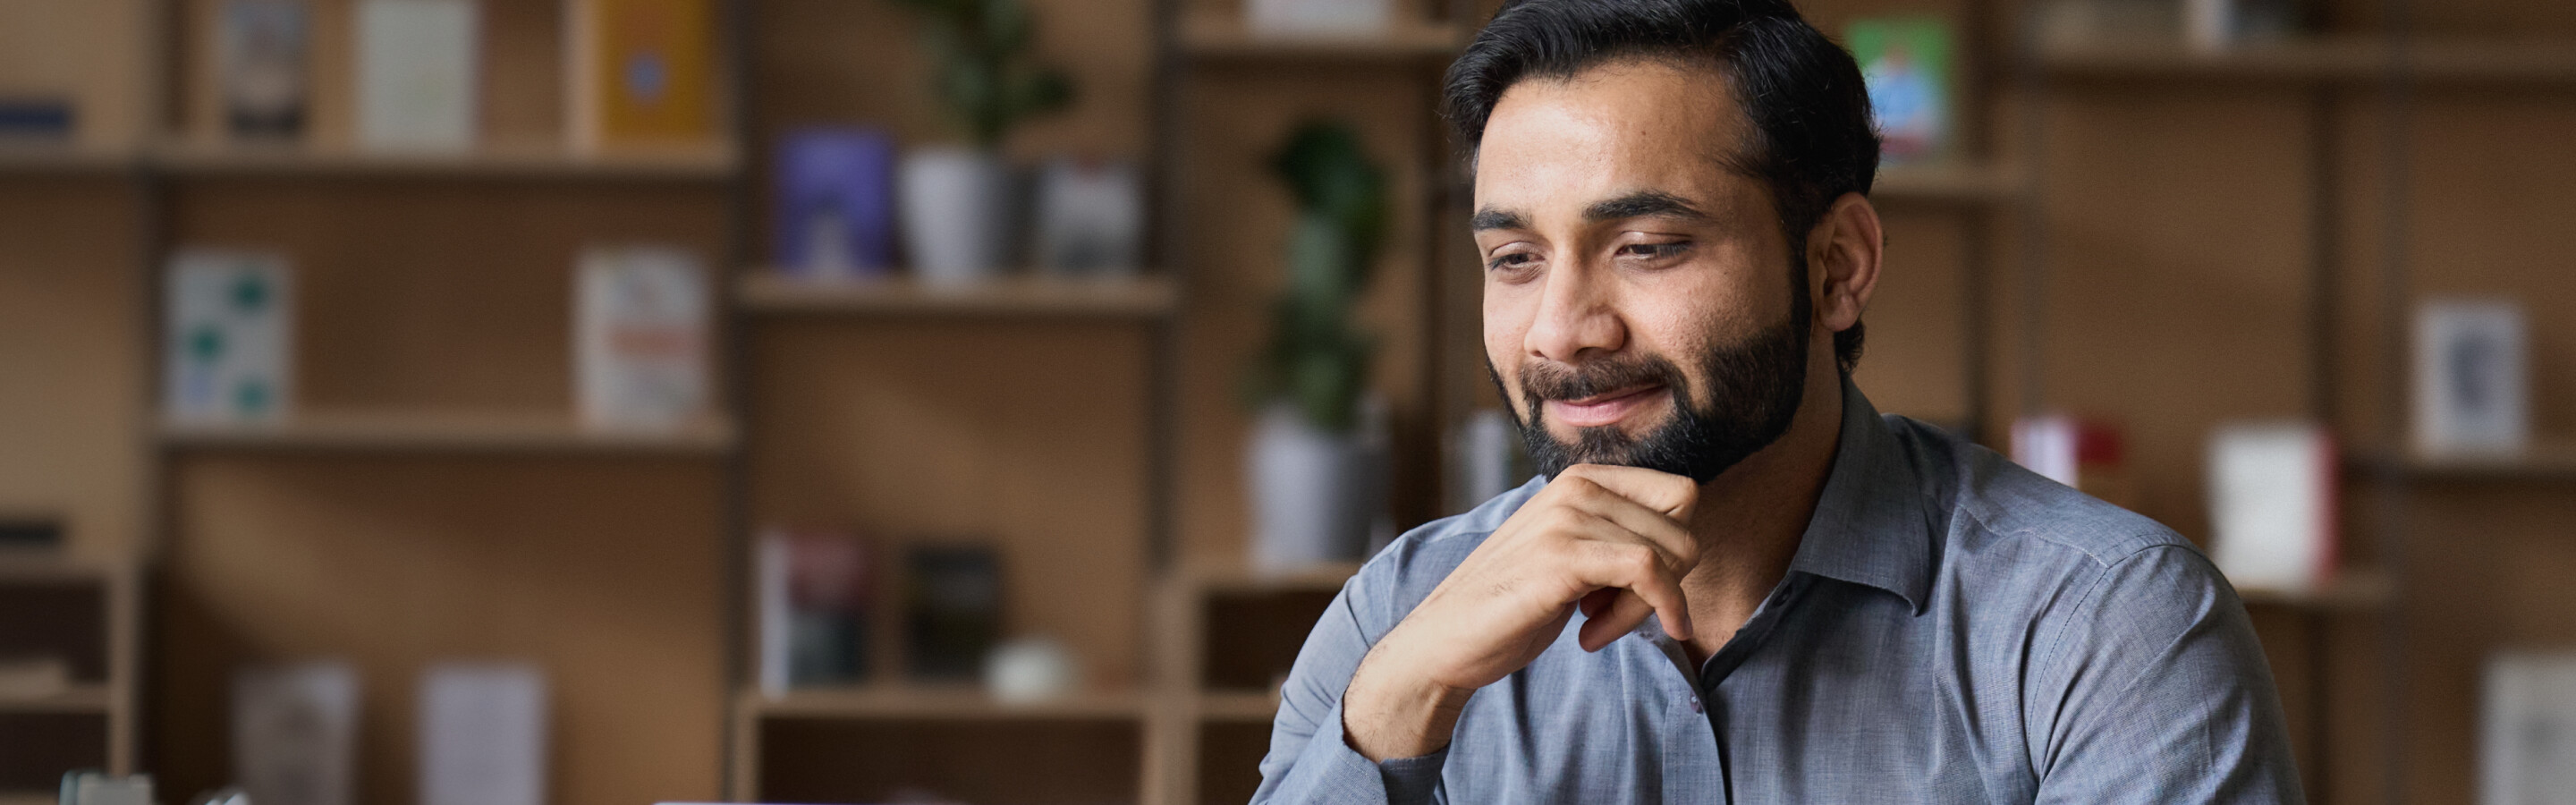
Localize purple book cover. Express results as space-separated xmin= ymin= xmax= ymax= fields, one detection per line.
xmin=772 ymin=127 xmax=896 ymax=277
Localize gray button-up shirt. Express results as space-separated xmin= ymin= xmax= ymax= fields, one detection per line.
xmin=1253 ymin=380 xmax=2303 ymax=803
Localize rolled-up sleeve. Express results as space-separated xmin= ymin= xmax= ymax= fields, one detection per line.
xmin=2029 ymin=543 xmax=2306 ymax=804
xmin=1250 ymin=558 xmax=1451 ymax=805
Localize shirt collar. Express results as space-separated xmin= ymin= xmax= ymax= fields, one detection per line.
xmin=1783 ymin=374 xmax=1934 ymax=615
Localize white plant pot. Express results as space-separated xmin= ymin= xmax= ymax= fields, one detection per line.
xmin=899 ymin=147 xmax=1014 ymax=286
xmin=1247 ymin=402 xmax=1388 ymax=576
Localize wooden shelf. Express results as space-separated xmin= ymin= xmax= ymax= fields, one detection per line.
xmin=2041 ymin=36 xmax=2576 ymax=84
xmin=2237 ymin=569 xmax=2394 ymax=611
xmin=1182 ymin=562 xmax=1362 ymax=596
xmin=0 ymin=682 xmax=113 ymax=714
xmin=742 ymin=685 xmax=1147 ymax=722
xmin=146 ymin=140 xmax=740 ymax=180
xmin=2348 ymin=443 xmax=2576 ymax=482
xmin=1179 ymin=13 xmax=1462 ymax=61
xmin=1873 ymin=163 xmax=2026 ymax=206
xmin=159 ymin=411 xmax=739 ymax=455
xmin=738 ymin=273 xmax=1178 ymax=319
xmin=1197 ymin=691 xmax=1279 ymax=723
xmin=0 ymin=145 xmax=138 ymax=175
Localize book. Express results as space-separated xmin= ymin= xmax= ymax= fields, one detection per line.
xmin=2184 ymin=0 xmax=2303 ymax=50
xmin=418 ymin=662 xmax=547 ymax=805
xmin=757 ymin=529 xmax=873 ymax=694
xmin=218 ymin=0 xmax=309 ymax=140
xmin=2481 ymin=650 xmax=2576 ymax=805
xmin=0 ymin=97 xmax=74 ymax=140
xmin=2206 ymin=421 xmax=2338 ymax=594
xmin=2414 ymin=299 xmax=2529 ymax=455
xmin=354 ymin=0 xmax=479 ymax=152
xmin=2009 ymin=414 xmax=2134 ymax=508
xmin=233 ymin=662 xmax=358 ymax=805
xmin=565 ymin=0 xmax=719 ymax=154
xmin=572 ymin=245 xmax=710 ymax=431
xmin=165 ymin=250 xmax=293 ymax=425
xmin=904 ymin=544 xmax=1001 ymax=682
xmin=771 ymin=128 xmax=898 ymax=280
xmin=1847 ymin=16 xmax=1954 ymax=166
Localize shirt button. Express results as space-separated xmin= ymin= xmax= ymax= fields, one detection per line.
xmin=1688 ymin=696 xmax=1704 ymax=714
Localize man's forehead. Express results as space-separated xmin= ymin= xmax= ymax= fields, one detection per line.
xmin=1473 ymin=58 xmax=1758 ymax=216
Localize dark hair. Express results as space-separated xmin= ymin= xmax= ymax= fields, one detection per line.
xmin=1442 ymin=0 xmax=1878 ymax=372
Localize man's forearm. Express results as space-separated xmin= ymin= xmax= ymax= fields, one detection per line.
xmin=1341 ymin=637 xmax=1476 ymax=761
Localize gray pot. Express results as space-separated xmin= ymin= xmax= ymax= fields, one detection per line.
xmin=1246 ymin=401 xmax=1389 ymax=575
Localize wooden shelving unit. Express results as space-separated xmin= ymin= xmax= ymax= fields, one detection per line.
xmin=736 ymin=273 xmax=1178 ymax=318
xmin=2238 ymin=568 xmax=2396 ymax=612
xmin=158 ymin=411 xmax=739 ymax=455
xmin=2039 ymin=36 xmax=2576 ymax=84
xmin=2348 ymin=444 xmax=2576 ymax=481
xmin=0 ymin=684 xmax=117 ymax=715
xmin=145 ymin=140 xmax=741 ymax=181
xmin=0 ymin=557 xmax=140 ymax=797
xmin=742 ymin=685 xmax=1148 ymax=721
xmin=1177 ymin=12 xmax=1463 ymax=60
xmin=2025 ymin=10 xmax=2576 ymax=801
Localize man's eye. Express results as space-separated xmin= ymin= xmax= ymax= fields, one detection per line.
xmin=1620 ymin=242 xmax=1690 ymax=259
xmin=1486 ymin=252 xmax=1536 ymax=271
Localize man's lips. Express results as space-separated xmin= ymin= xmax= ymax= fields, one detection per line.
xmin=1543 ymin=384 xmax=1667 ymax=428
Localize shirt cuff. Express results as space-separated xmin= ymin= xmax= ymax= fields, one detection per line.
xmin=1377 ymin=746 xmax=1450 ymax=803
xmin=1287 ymin=698 xmax=1449 ymax=805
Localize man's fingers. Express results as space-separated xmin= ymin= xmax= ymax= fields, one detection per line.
xmin=1577 ymin=589 xmax=1657 ymax=651
xmin=1562 ymin=463 xmax=1699 ymax=521
xmin=1560 ymin=483 xmax=1699 ymax=573
xmin=1565 ymin=539 xmax=1695 ymax=642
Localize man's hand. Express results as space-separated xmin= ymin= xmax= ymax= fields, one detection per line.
xmin=1340 ymin=463 xmax=1700 ymax=761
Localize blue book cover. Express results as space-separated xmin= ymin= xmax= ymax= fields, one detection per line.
xmin=772 ymin=127 xmax=898 ymax=278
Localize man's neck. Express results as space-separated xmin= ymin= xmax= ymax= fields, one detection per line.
xmin=1674 ymin=360 xmax=1846 ymax=667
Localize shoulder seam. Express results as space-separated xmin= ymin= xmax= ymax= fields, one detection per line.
xmin=2028 ymin=541 xmax=2208 ymax=774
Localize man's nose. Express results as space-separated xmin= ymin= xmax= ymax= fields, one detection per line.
xmin=1525 ymin=260 xmax=1625 ymax=364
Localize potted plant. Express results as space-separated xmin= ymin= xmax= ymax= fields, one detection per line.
xmin=1244 ymin=121 xmax=1390 ymax=574
xmin=887 ymin=0 xmax=1074 ymax=285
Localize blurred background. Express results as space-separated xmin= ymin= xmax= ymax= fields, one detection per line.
xmin=0 ymin=0 xmax=2569 ymax=803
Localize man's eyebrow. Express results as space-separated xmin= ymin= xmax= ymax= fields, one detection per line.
xmin=1585 ymin=191 xmax=1711 ymax=224
xmin=1470 ymin=208 xmax=1530 ymax=232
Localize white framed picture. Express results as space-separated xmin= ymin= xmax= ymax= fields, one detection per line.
xmin=2482 ymin=650 xmax=2576 ymax=805
xmin=2415 ymin=298 xmax=2529 ymax=454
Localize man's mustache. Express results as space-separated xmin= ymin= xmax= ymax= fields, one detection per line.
xmin=1520 ymin=353 xmax=1686 ymax=404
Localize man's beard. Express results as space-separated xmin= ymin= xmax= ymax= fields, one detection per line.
xmin=1497 ymin=304 xmax=1810 ymax=485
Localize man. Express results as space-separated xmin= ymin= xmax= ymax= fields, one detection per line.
xmin=1251 ymin=0 xmax=2303 ymax=802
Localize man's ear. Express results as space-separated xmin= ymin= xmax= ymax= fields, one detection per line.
xmin=1805 ymin=192 xmax=1883 ymax=337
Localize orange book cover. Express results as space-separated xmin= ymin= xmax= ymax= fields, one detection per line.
xmin=565 ymin=0 xmax=717 ymax=152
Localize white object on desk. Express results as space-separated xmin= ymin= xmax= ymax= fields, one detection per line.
xmin=419 ymin=661 xmax=549 ymax=805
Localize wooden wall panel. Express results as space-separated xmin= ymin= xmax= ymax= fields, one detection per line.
xmin=166 ymin=180 xmax=729 ymax=412
xmin=152 ymin=455 xmax=727 ymax=805
xmin=2034 ymin=87 xmax=2316 ymax=540
xmin=744 ymin=319 xmax=1152 ymax=687
xmin=0 ymin=179 xmax=146 ymax=559
xmin=1850 ymin=208 xmax=1975 ymax=426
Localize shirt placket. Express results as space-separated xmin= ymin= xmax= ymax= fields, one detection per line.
xmin=1690 ymin=575 xmax=1814 ymax=804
